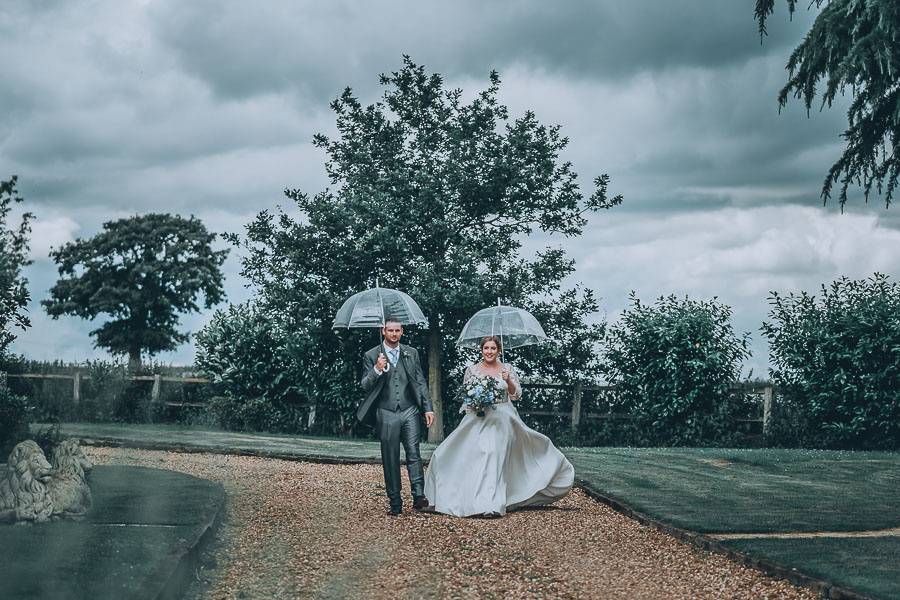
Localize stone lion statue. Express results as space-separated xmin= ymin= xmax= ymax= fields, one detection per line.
xmin=47 ymin=438 xmax=93 ymax=519
xmin=0 ymin=440 xmax=54 ymax=524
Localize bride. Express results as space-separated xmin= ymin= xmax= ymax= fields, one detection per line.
xmin=424 ymin=336 xmax=574 ymax=517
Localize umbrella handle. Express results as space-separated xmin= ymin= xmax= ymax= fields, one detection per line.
xmin=497 ymin=297 xmax=505 ymax=364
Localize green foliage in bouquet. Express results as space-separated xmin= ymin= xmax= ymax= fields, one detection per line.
xmin=602 ymin=293 xmax=752 ymax=446
xmin=762 ymin=273 xmax=900 ymax=450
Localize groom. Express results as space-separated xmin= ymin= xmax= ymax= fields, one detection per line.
xmin=358 ymin=319 xmax=435 ymax=515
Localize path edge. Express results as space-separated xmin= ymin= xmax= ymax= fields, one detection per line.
xmin=150 ymin=479 xmax=226 ymax=600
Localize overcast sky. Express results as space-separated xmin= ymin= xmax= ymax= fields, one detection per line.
xmin=3 ymin=0 xmax=898 ymax=377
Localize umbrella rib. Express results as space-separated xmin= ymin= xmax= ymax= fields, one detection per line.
xmin=400 ymin=293 xmax=417 ymax=325
xmin=348 ymin=290 xmax=366 ymax=328
xmin=376 ymin=285 xmax=385 ymax=326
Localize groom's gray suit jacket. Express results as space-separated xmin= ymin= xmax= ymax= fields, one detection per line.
xmin=358 ymin=344 xmax=433 ymax=425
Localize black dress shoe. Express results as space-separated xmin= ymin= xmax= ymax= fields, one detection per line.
xmin=412 ymin=496 xmax=429 ymax=511
xmin=387 ymin=507 xmax=402 ymax=516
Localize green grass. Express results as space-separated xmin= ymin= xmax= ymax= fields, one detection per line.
xmin=564 ymin=447 xmax=900 ymax=533
xmin=725 ymin=537 xmax=900 ymax=600
xmin=0 ymin=465 xmax=223 ymax=600
xmin=35 ymin=421 xmax=415 ymax=462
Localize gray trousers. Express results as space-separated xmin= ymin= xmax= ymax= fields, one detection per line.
xmin=376 ymin=405 xmax=425 ymax=509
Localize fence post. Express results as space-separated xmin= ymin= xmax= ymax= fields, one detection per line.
xmin=571 ymin=382 xmax=583 ymax=431
xmin=73 ymin=371 xmax=81 ymax=407
xmin=762 ymin=385 xmax=773 ymax=435
xmin=0 ymin=371 xmax=6 ymax=389
xmin=151 ymin=374 xmax=162 ymax=403
xmin=307 ymin=405 xmax=317 ymax=429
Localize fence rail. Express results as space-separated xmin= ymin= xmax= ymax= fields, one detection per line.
xmin=0 ymin=371 xmax=208 ymax=407
xmin=517 ymin=381 xmax=774 ymax=434
xmin=1 ymin=371 xmax=775 ymax=433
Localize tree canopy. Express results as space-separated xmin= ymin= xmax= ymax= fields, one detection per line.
xmin=43 ymin=213 xmax=227 ymax=369
xmin=228 ymin=57 xmax=618 ymax=440
xmin=0 ymin=176 xmax=33 ymax=357
xmin=756 ymin=0 xmax=900 ymax=208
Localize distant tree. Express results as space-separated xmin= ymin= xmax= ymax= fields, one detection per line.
xmin=43 ymin=214 xmax=227 ymax=370
xmin=755 ymin=0 xmax=900 ymax=208
xmin=229 ymin=57 xmax=619 ymax=441
xmin=0 ymin=175 xmax=34 ymax=357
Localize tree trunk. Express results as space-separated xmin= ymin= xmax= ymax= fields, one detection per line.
xmin=128 ymin=348 xmax=142 ymax=372
xmin=427 ymin=322 xmax=444 ymax=443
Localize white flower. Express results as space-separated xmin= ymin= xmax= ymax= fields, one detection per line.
xmin=467 ymin=389 xmax=475 ymax=397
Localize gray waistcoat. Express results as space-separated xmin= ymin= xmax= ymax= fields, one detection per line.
xmin=378 ymin=358 xmax=416 ymax=412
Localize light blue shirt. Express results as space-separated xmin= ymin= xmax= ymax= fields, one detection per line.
xmin=384 ymin=344 xmax=400 ymax=366
xmin=375 ymin=343 xmax=401 ymax=375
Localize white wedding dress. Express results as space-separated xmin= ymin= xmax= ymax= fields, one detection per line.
xmin=424 ymin=363 xmax=574 ymax=517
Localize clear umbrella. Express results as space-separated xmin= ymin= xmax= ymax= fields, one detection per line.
xmin=332 ymin=280 xmax=428 ymax=329
xmin=456 ymin=300 xmax=547 ymax=361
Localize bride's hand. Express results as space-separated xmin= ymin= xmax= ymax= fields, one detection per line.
xmin=500 ymin=368 xmax=510 ymax=382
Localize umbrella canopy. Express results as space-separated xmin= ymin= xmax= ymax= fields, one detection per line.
xmin=456 ymin=305 xmax=548 ymax=350
xmin=333 ymin=285 xmax=428 ymax=329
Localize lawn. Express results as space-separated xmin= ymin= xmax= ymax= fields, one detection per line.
xmin=564 ymin=447 xmax=900 ymax=533
xmin=727 ymin=537 xmax=900 ymax=600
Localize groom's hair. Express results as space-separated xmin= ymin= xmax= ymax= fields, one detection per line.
xmin=383 ymin=318 xmax=402 ymax=328
xmin=479 ymin=335 xmax=503 ymax=350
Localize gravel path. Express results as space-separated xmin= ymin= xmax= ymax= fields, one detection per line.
xmin=88 ymin=447 xmax=816 ymax=600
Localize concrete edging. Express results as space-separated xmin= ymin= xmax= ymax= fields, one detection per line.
xmin=153 ymin=481 xmax=226 ymax=600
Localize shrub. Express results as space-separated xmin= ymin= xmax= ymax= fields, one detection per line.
xmin=602 ymin=292 xmax=752 ymax=446
xmin=195 ymin=302 xmax=308 ymax=432
xmin=0 ymin=383 xmax=30 ymax=457
xmin=762 ymin=273 xmax=900 ymax=450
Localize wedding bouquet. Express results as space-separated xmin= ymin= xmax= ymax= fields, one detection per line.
xmin=461 ymin=372 xmax=507 ymax=417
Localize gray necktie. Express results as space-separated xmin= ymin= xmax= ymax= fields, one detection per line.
xmin=388 ymin=348 xmax=399 ymax=366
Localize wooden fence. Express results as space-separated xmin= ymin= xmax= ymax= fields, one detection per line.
xmin=518 ymin=382 xmax=774 ymax=434
xmin=0 ymin=372 xmax=209 ymax=408
xmin=1 ymin=371 xmax=774 ymax=434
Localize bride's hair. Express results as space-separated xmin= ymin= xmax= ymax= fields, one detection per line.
xmin=479 ymin=336 xmax=503 ymax=351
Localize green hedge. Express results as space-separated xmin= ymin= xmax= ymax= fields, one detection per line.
xmin=763 ymin=273 xmax=900 ymax=450
xmin=601 ymin=293 xmax=752 ymax=446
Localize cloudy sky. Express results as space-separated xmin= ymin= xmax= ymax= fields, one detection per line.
xmin=2 ymin=0 xmax=897 ymax=377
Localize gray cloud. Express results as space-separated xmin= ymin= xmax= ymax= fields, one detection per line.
xmin=2 ymin=0 xmax=896 ymax=368
xmin=147 ymin=0 xmax=815 ymax=103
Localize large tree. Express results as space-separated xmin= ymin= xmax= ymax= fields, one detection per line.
xmin=0 ymin=176 xmax=34 ymax=357
xmin=43 ymin=213 xmax=227 ymax=370
xmin=756 ymin=0 xmax=900 ymax=208
xmin=229 ymin=57 xmax=618 ymax=441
